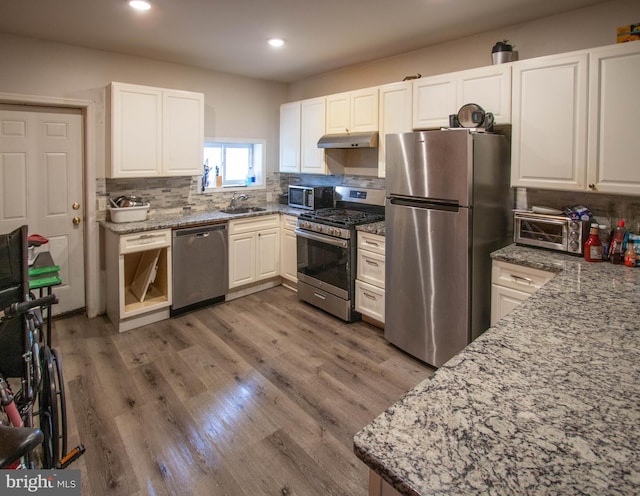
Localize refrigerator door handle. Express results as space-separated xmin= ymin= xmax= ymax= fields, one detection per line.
xmin=389 ymin=196 xmax=460 ymax=212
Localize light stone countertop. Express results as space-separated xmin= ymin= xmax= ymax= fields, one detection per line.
xmin=354 ymin=244 xmax=640 ymax=495
xmin=100 ymin=204 xmax=305 ymax=234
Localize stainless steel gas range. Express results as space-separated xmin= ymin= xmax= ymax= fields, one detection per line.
xmin=295 ymin=186 xmax=385 ymax=322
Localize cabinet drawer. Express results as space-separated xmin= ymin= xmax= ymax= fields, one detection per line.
xmin=357 ymin=232 xmax=385 ymax=255
xmin=355 ymin=280 xmax=385 ymax=322
xmin=491 ymin=260 xmax=555 ymax=295
xmin=229 ymin=215 xmax=280 ymax=235
xmin=119 ymin=229 xmax=171 ymax=254
xmin=357 ymin=249 xmax=385 ymax=288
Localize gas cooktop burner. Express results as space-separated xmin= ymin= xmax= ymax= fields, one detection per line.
xmin=300 ymin=208 xmax=384 ymax=228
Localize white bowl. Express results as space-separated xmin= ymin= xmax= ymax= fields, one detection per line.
xmin=108 ymin=204 xmax=150 ymax=223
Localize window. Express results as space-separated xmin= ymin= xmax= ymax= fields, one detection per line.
xmin=201 ymin=137 xmax=265 ymax=191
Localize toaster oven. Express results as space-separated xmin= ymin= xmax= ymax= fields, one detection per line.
xmin=514 ymin=212 xmax=590 ymax=255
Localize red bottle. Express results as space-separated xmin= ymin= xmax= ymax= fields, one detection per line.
xmin=609 ymin=219 xmax=626 ymax=265
xmin=584 ymin=223 xmax=603 ymax=262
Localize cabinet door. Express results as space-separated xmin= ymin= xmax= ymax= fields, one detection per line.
xmin=279 ymin=102 xmax=301 ymax=173
xmin=587 ymin=42 xmax=640 ymax=195
xmin=378 ymin=82 xmax=412 ymax=178
xmin=256 ymin=228 xmax=280 ymax=281
xmin=412 ymin=75 xmax=456 ymax=129
xmin=350 ymin=87 xmax=379 ymax=132
xmin=162 ymin=90 xmax=204 ymax=176
xmin=229 ymin=233 xmax=256 ymax=288
xmin=511 ymin=53 xmax=588 ymax=190
xmin=325 ymin=92 xmax=350 ymax=134
xmin=457 ymin=65 xmax=512 ymax=124
xmin=280 ymin=216 xmax=298 ymax=283
xmin=110 ymin=82 xmax=162 ymax=178
xmin=300 ymin=97 xmax=327 ymax=174
xmin=490 ymin=283 xmax=530 ymax=326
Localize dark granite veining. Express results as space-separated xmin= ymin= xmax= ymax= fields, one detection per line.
xmin=100 ymin=205 xmax=306 ymax=234
xmin=357 ymin=221 xmax=385 ymax=236
xmin=354 ymin=244 xmax=640 ymax=495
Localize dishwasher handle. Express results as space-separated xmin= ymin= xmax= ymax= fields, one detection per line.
xmin=172 ymin=223 xmax=228 ymax=238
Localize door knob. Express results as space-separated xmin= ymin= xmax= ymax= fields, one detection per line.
xmin=72 ymin=202 xmax=80 ymax=210
xmin=72 ymin=216 xmax=81 ymax=225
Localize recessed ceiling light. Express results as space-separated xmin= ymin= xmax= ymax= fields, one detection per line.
xmin=268 ymin=38 xmax=285 ymax=48
xmin=129 ymin=1 xmax=151 ymax=11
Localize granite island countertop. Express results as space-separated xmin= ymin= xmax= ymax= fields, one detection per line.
xmin=100 ymin=204 xmax=305 ymax=234
xmin=354 ymin=244 xmax=640 ymax=495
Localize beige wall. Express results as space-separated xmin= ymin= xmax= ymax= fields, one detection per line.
xmin=289 ymin=0 xmax=640 ymax=100
xmin=0 ymin=33 xmax=289 ymax=178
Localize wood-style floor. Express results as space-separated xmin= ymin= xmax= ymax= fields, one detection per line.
xmin=55 ymin=286 xmax=434 ymax=496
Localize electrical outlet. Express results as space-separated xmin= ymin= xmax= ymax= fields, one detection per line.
xmin=97 ymin=197 xmax=107 ymax=211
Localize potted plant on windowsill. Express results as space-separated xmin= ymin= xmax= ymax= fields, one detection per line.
xmin=491 ymin=40 xmax=515 ymax=64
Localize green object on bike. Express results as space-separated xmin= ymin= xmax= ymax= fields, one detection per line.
xmin=28 ymin=265 xmax=60 ymax=276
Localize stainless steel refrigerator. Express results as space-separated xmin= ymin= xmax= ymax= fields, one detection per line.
xmin=385 ymin=130 xmax=512 ymax=368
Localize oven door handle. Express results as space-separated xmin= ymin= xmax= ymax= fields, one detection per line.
xmin=295 ymin=229 xmax=349 ymax=249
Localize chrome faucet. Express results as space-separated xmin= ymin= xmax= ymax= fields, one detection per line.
xmin=229 ymin=192 xmax=249 ymax=209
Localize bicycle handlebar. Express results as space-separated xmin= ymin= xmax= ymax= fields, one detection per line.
xmin=2 ymin=295 xmax=58 ymax=318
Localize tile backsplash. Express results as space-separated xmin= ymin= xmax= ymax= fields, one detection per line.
xmin=98 ymin=174 xmax=640 ymax=233
xmin=98 ymin=172 xmax=385 ymax=220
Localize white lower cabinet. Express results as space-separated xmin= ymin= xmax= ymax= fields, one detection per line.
xmin=490 ymin=260 xmax=555 ymax=326
xmin=355 ymin=232 xmax=385 ymax=324
xmin=105 ymin=229 xmax=172 ymax=332
xmin=280 ymin=214 xmax=298 ymax=287
xmin=228 ymin=215 xmax=280 ymax=289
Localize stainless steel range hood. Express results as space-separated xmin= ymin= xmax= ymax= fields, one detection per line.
xmin=317 ymin=131 xmax=378 ymax=149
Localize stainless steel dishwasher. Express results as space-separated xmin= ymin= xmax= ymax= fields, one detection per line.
xmin=171 ymin=223 xmax=228 ymax=316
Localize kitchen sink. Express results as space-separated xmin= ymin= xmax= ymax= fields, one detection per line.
xmin=219 ymin=206 xmax=266 ymax=214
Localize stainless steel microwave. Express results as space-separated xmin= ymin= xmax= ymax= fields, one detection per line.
xmin=514 ymin=212 xmax=590 ymax=255
xmin=288 ymin=185 xmax=334 ymax=210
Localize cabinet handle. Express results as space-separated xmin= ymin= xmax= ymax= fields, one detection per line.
xmin=510 ymin=274 xmax=533 ymax=284
xmin=365 ymin=259 xmax=379 ymax=267
xmin=588 ymin=183 xmax=596 ymax=190
xmin=363 ymin=292 xmax=377 ymax=300
xmin=364 ymin=240 xmax=380 ymax=247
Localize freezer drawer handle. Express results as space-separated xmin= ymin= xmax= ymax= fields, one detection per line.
xmin=390 ymin=197 xmax=459 ymax=212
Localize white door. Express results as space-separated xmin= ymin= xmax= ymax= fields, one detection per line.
xmin=0 ymin=104 xmax=85 ymax=314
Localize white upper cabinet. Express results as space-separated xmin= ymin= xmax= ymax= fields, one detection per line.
xmin=162 ymin=89 xmax=205 ymax=176
xmin=457 ymin=65 xmax=512 ymax=125
xmin=300 ymin=97 xmax=327 ymax=174
xmin=413 ymin=64 xmax=511 ymax=129
xmin=325 ymin=87 xmax=379 ymax=134
xmin=110 ymin=83 xmax=163 ymax=177
xmin=279 ymin=101 xmax=301 ymax=173
xmin=109 ymin=82 xmax=204 ymax=178
xmin=510 ymin=52 xmax=589 ymax=191
xmin=587 ymin=42 xmax=640 ymax=195
xmin=378 ymin=81 xmax=413 ymax=178
xmin=412 ymin=74 xmax=456 ymax=129
xmin=511 ymin=42 xmax=640 ymax=196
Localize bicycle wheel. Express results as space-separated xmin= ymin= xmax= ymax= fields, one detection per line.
xmin=38 ymin=346 xmax=61 ymax=468
xmin=51 ymin=348 xmax=67 ymax=458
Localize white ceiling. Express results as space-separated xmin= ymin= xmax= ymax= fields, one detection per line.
xmin=0 ymin=0 xmax=609 ymax=83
